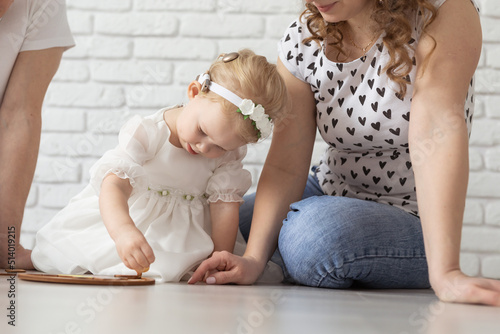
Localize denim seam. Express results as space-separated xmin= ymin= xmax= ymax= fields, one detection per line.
xmin=318 ymin=253 xmax=427 ymax=287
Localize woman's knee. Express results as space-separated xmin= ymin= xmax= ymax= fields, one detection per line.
xmin=277 ymin=196 xmax=428 ymax=288
xmin=279 ymin=196 xmax=362 ymax=250
xmin=278 ymin=196 xmax=353 ymax=287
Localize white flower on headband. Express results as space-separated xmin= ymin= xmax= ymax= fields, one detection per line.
xmin=237 ymin=99 xmax=272 ymax=139
xmin=239 ymin=99 xmax=255 ymax=116
xmin=255 ymin=117 xmax=272 ymax=138
xmin=249 ymin=104 xmax=266 ymax=122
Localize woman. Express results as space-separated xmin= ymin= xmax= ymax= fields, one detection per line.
xmin=190 ymin=0 xmax=500 ymax=306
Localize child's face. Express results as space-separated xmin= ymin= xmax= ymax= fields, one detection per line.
xmin=176 ymin=95 xmax=247 ymax=159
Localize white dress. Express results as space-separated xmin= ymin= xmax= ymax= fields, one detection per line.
xmin=31 ymin=107 xmax=252 ymax=282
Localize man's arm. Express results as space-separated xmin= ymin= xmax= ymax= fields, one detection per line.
xmin=0 ymin=47 xmax=64 ymax=269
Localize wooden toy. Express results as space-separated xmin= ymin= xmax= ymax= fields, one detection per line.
xmin=5 ymin=269 xmax=26 ymax=273
xmin=17 ymin=273 xmax=155 ymax=286
xmin=0 ymin=269 xmax=26 ymax=276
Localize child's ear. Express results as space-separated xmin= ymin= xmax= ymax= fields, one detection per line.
xmin=187 ymin=80 xmax=203 ymax=100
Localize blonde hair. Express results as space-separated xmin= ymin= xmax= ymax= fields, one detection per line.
xmin=203 ymin=49 xmax=288 ymax=143
xmin=301 ymin=0 xmax=437 ymax=98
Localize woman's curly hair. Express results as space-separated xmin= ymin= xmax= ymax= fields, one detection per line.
xmin=301 ymin=0 xmax=437 ymax=98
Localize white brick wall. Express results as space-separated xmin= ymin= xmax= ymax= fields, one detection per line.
xmin=21 ymin=0 xmax=500 ymax=279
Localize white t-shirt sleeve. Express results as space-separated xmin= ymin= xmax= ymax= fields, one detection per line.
xmin=277 ymin=19 xmax=308 ymax=83
xmin=277 ymin=18 xmax=322 ymax=85
xmin=20 ymin=0 xmax=75 ymax=52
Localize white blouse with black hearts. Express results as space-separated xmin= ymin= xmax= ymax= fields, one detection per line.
xmin=277 ymin=0 xmax=476 ymax=216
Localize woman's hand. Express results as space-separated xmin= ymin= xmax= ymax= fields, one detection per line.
xmin=188 ymin=251 xmax=265 ymax=285
xmin=113 ymin=224 xmax=155 ymax=274
xmin=432 ymin=270 xmax=500 ymax=306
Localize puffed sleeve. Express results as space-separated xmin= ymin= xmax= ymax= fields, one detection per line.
xmin=89 ymin=115 xmax=163 ymax=196
xmin=205 ymin=146 xmax=252 ymax=204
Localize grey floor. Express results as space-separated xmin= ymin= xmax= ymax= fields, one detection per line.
xmin=1 ymin=272 xmax=500 ymax=334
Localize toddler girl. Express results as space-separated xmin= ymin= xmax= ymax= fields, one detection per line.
xmin=30 ymin=49 xmax=288 ymax=282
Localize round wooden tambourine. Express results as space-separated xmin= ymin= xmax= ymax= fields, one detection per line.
xmin=18 ymin=273 xmax=155 ymax=286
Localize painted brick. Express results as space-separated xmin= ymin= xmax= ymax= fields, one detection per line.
xmin=485 ymin=44 xmax=500 ymax=69
xmin=474 ymin=68 xmax=500 ymax=94
xmin=461 ymin=226 xmax=500 ymax=252
xmin=39 ymin=184 xmax=87 ymax=209
xmin=68 ymin=0 xmax=132 ymax=11
xmin=460 ymin=253 xmax=480 ymax=277
xmin=42 ymin=108 xmax=86 ymax=132
xmin=216 ymin=0 xmax=303 ymax=14
xmin=481 ymin=17 xmax=500 ymax=42
xmin=482 ymin=256 xmax=500 ymax=279
xmin=469 ymin=119 xmax=500 ymax=146
xmin=91 ymin=60 xmax=172 ymax=84
xmin=63 ymin=36 xmax=91 ymax=59
xmin=480 ymin=0 xmax=500 ymax=16
xmin=134 ymin=38 xmax=217 ymax=60
xmin=81 ymin=159 xmax=100 ymax=184
xmin=39 ymin=133 xmax=118 ymax=158
xmin=124 ymin=85 xmax=187 ymax=108
xmin=174 ymin=61 xmax=213 ymax=85
xmin=134 ymin=0 xmax=216 ymax=11
xmin=180 ymin=14 xmax=264 ymax=38
xmin=463 ymin=200 xmax=483 ymax=225
xmin=95 ymin=13 xmax=177 ymax=36
xmin=468 ymin=148 xmax=483 ymax=171
xmin=483 ymin=95 xmax=500 ymax=118
xmin=468 ymin=172 xmax=500 ymax=198
xmin=485 ymin=147 xmax=500 ymax=171
xmin=89 ymin=36 xmax=132 ymax=58
xmin=52 ymin=60 xmax=90 ymax=82
xmin=86 ymin=109 xmax=135 ymax=134
xmin=66 ymin=11 xmax=93 ymax=34
xmin=485 ymin=201 xmax=500 ymax=226
xmin=46 ymin=83 xmax=125 ymax=108
xmin=34 ymin=156 xmax=81 ymax=183
xmin=25 ymin=186 xmax=38 ymax=208
xmin=473 ymin=96 xmax=485 ymax=118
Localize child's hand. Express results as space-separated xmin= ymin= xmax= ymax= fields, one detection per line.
xmin=113 ymin=225 xmax=155 ymax=273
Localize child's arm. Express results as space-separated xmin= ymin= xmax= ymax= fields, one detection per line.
xmin=99 ymin=174 xmax=155 ymax=273
xmin=209 ymin=201 xmax=240 ymax=253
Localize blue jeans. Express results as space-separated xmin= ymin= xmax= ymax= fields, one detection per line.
xmin=239 ymin=171 xmax=430 ymax=289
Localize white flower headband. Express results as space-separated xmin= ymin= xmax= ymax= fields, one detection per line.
xmin=196 ymin=53 xmax=273 ymax=139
